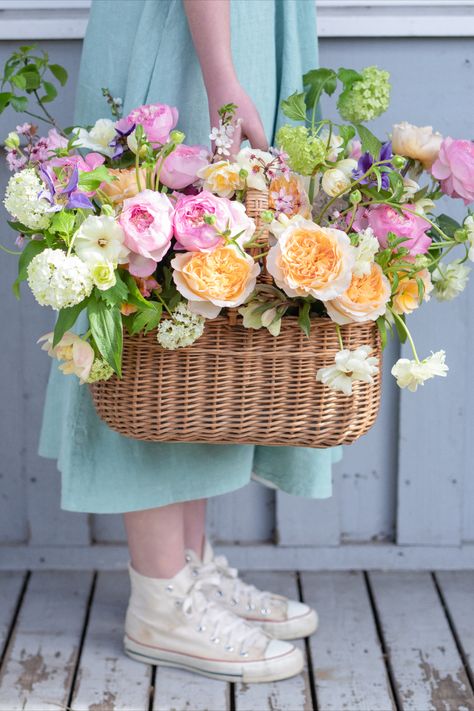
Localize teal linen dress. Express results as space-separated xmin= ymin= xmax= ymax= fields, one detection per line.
xmin=38 ymin=0 xmax=343 ymax=513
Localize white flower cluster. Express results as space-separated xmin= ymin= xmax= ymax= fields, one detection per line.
xmin=157 ymin=301 xmax=205 ymax=350
xmin=353 ymin=227 xmax=380 ymax=277
xmin=4 ymin=168 xmax=51 ymax=230
xmin=432 ymin=260 xmax=470 ymax=301
xmin=209 ymin=120 xmax=236 ymax=157
xmin=27 ymin=248 xmax=93 ymax=310
xmin=316 ymin=345 xmax=379 ymax=396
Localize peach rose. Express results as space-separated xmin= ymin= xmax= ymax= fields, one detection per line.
xmin=391 ymin=267 xmax=433 ymax=315
xmin=391 ymin=122 xmax=443 ymax=170
xmin=269 ymin=174 xmax=311 ymax=218
xmin=101 ymin=168 xmax=147 ymax=206
xmin=171 ymin=245 xmax=260 ymax=318
xmin=325 ymin=263 xmax=391 ymax=324
xmin=267 ymin=216 xmax=356 ymax=300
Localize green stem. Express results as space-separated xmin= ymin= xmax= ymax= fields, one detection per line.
xmin=154 ymin=291 xmax=174 ymax=318
xmin=0 ymin=244 xmax=22 ymax=255
xmin=335 ymin=323 xmax=344 ymax=351
xmin=389 ymin=308 xmax=420 ymax=362
xmin=135 ymin=151 xmax=142 ymax=193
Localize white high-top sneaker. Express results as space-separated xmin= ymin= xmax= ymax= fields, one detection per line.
xmin=124 ymin=562 xmax=304 ymax=683
xmin=185 ymin=540 xmax=318 ymax=641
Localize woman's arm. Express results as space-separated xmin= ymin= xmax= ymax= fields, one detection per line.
xmin=183 ymin=0 xmax=268 ymax=154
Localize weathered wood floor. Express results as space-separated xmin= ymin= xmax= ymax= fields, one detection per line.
xmin=0 ymin=570 xmax=473 ymax=711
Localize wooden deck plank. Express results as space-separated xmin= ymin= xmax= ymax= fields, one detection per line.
xmin=71 ymin=571 xmax=151 ymax=711
xmin=234 ymin=571 xmax=312 ymax=711
xmin=436 ymin=571 xmax=474 ymax=678
xmin=301 ymin=571 xmax=395 ymax=711
xmin=369 ymin=571 xmax=474 ymax=711
xmin=0 ymin=570 xmax=92 ymax=711
xmin=0 ymin=572 xmax=25 ymax=659
xmin=153 ymin=666 xmax=230 ymax=711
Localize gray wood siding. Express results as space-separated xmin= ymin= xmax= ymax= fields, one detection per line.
xmin=0 ymin=36 xmax=472 ymax=562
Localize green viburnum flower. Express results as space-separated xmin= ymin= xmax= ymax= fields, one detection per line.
xmin=86 ymin=358 xmax=114 ymax=383
xmin=337 ymin=66 xmax=391 ymax=124
xmin=275 ymin=125 xmax=326 ymax=175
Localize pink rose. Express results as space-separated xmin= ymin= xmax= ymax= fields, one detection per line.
xmin=126 ymin=103 xmax=179 ymax=146
xmin=119 ymin=189 xmax=174 ymax=276
xmin=367 ymin=204 xmax=431 ymax=255
xmin=173 ymin=190 xmax=255 ymax=251
xmin=431 ymin=137 xmax=474 ymax=205
xmin=160 ymin=144 xmax=210 ymax=190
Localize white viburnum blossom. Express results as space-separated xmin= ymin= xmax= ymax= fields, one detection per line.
xmin=432 ymin=261 xmax=470 ymax=301
xmin=353 ymin=227 xmax=380 ymax=276
xmin=73 ymin=118 xmax=116 ymax=157
xmin=316 ymin=345 xmax=379 ymax=396
xmin=209 ymin=120 xmax=236 ymax=157
xmin=27 ymin=248 xmax=93 ymax=310
xmin=464 ymin=215 xmax=474 ymax=262
xmin=391 ymin=350 xmax=448 ymax=392
xmin=73 ymin=215 xmax=129 ymax=265
xmin=156 ymin=301 xmax=205 ymax=350
xmin=4 ymin=168 xmax=51 ymax=230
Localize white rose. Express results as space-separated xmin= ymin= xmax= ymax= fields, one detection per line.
xmin=391 ymin=121 xmax=443 ymax=169
xmin=321 ymin=168 xmax=351 ymax=197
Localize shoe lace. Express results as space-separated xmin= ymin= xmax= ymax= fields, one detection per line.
xmin=180 ymin=576 xmax=265 ymax=655
xmin=192 ymin=555 xmax=274 ymax=613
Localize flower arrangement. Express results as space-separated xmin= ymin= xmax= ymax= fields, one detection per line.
xmin=1 ymin=46 xmax=473 ymax=396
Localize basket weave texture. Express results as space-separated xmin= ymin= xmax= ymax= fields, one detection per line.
xmin=90 ymin=189 xmax=383 ymax=447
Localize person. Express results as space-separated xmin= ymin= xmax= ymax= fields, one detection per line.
xmin=39 ymin=0 xmax=343 ymax=683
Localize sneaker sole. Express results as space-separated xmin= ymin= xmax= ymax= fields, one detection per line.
xmin=249 ymin=609 xmax=318 ymax=640
xmin=124 ymin=634 xmax=304 ymax=683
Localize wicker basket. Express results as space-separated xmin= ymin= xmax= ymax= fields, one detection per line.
xmin=90 ymin=189 xmax=383 ymax=447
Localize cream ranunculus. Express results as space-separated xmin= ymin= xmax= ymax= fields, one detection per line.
xmin=267 ymin=215 xmax=356 ymax=300
xmin=171 ymin=245 xmax=260 ymax=318
xmin=196 ymin=160 xmax=244 ymax=198
xmin=90 ymin=260 xmax=117 ymax=291
xmin=325 ymin=262 xmax=391 ymax=324
xmin=391 ymin=121 xmax=443 ymax=169
xmin=321 ymin=168 xmax=351 ymax=198
xmin=73 ymin=215 xmax=129 ymax=265
xmin=73 ymin=119 xmax=116 ymax=158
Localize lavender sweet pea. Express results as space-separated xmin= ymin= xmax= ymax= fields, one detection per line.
xmin=39 ymin=164 xmax=93 ymax=211
xmin=352 ymin=141 xmax=393 ymax=190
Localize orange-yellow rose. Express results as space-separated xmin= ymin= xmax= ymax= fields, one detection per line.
xmin=267 ymin=215 xmax=355 ymax=300
xmin=171 ymin=245 xmax=260 ymax=318
xmin=392 ymin=267 xmax=433 ymax=315
xmin=269 ymin=174 xmax=311 ymax=218
xmin=325 ymin=262 xmax=391 ymax=324
xmin=100 ymin=168 xmax=147 ymax=205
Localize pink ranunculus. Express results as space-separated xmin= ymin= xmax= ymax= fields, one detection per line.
xmin=367 ymin=204 xmax=432 ymax=255
xmin=119 ymin=190 xmax=174 ymax=273
xmin=126 ymin=103 xmax=179 ymax=146
xmin=160 ymin=144 xmax=210 ymax=190
xmin=348 ymin=139 xmax=362 ymax=161
xmin=46 ymin=128 xmax=69 ymax=152
xmin=173 ymin=190 xmax=255 ymax=252
xmin=431 ymin=137 xmax=474 ymax=205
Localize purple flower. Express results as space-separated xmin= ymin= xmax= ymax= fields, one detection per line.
xmin=6 ymin=150 xmax=27 ymax=172
xmin=352 ymin=141 xmax=393 ymax=190
xmin=39 ymin=164 xmax=93 ymax=211
xmin=109 ymin=118 xmax=136 ymax=159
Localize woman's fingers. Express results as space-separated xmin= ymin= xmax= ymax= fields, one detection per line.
xmin=243 ymin=118 xmax=269 ymax=151
xmin=228 ymin=122 xmax=243 ymax=157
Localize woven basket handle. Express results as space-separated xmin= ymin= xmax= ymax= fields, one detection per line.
xmin=245 ymin=188 xmax=272 ymax=283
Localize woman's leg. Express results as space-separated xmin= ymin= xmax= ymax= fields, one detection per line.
xmin=124 ymin=503 xmax=186 ymax=578
xmin=183 ymin=498 xmax=207 ymax=558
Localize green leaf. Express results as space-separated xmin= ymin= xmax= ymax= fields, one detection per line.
xmin=87 ymin=297 xmax=123 ymax=376
xmin=10 ymin=95 xmax=28 ymax=112
xmin=376 ymin=315 xmax=388 ymax=350
xmin=53 ymin=299 xmax=89 ymax=347
xmin=129 ymin=303 xmax=163 ymax=335
xmin=415 ymin=276 xmax=425 ymax=303
xmin=280 ymin=91 xmax=307 ymax=122
xmin=77 ymin=165 xmax=113 ymax=192
xmin=11 ymin=73 xmax=27 ymax=90
xmin=339 ymin=124 xmax=356 ymax=147
xmin=0 ymin=91 xmax=12 ymax=112
xmin=355 ymin=124 xmax=382 ymax=158
xmin=122 ymin=272 xmax=156 ymax=309
xmin=49 ymin=63 xmax=68 ymax=86
xmin=12 ymin=239 xmax=47 ymax=298
xmin=393 ymin=313 xmax=408 ymax=344
xmin=435 ymin=214 xmax=461 ymax=238
xmin=337 ymin=68 xmax=362 ymax=89
xmin=50 ymin=210 xmax=76 ymax=237
xmin=302 ymin=68 xmax=337 ymax=112
xmin=298 ymin=301 xmax=311 ymax=338
xmin=17 ymin=66 xmax=41 ymax=90
xmin=40 ymin=80 xmax=57 ymax=103
xmin=98 ymin=272 xmax=129 ymax=308
xmin=7 ymin=219 xmax=38 ymax=235
xmin=388 ymin=171 xmax=405 ymax=202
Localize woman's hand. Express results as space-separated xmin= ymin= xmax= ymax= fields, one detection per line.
xmin=207 ymin=77 xmax=268 ymax=156
xmin=183 ymin=0 xmax=268 ymax=155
